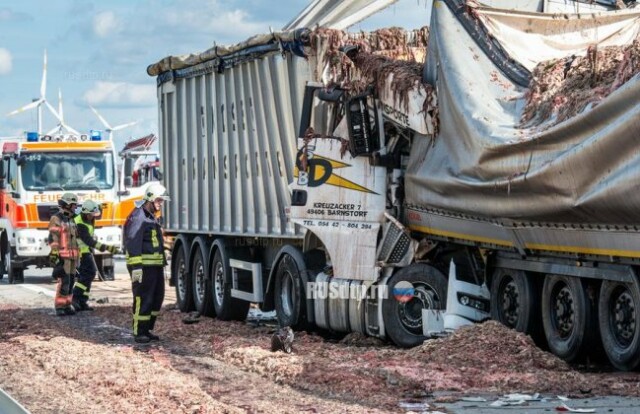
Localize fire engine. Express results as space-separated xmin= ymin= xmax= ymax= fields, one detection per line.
xmin=0 ymin=131 xmax=143 ymax=283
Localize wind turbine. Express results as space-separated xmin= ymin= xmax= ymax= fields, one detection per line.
xmin=45 ymin=88 xmax=80 ymax=136
xmin=7 ymin=50 xmax=61 ymax=134
xmin=89 ymin=105 xmax=138 ymax=141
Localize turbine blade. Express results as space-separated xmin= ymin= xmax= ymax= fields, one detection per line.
xmin=45 ymin=125 xmax=60 ymax=136
xmin=40 ymin=50 xmax=48 ymax=98
xmin=89 ymin=105 xmax=112 ymax=129
xmin=45 ymin=100 xmax=62 ymax=122
xmin=112 ymin=120 xmax=138 ymax=131
xmin=7 ymin=99 xmax=43 ymax=116
xmin=58 ymin=88 xmax=64 ymax=121
xmin=61 ymin=122 xmax=80 ymax=135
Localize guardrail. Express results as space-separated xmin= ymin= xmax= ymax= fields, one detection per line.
xmin=0 ymin=388 xmax=30 ymax=414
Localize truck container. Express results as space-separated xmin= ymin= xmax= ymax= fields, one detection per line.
xmin=149 ymin=0 xmax=640 ymax=370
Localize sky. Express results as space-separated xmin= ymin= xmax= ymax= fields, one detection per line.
xmin=0 ymin=0 xmax=431 ymax=152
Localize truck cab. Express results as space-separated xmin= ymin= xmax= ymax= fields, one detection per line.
xmin=0 ymin=133 xmax=122 ymax=283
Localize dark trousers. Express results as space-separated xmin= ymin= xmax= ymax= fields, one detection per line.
xmin=73 ymin=254 xmax=97 ymax=305
xmin=131 ymin=266 xmax=165 ymax=336
xmin=53 ymin=262 xmax=74 ymax=310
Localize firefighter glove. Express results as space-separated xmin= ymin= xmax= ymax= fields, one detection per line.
xmin=105 ymin=245 xmax=119 ymax=255
xmin=131 ymin=268 xmax=143 ymax=283
xmin=96 ymin=242 xmax=107 ymax=252
xmin=49 ymin=250 xmax=60 ymax=267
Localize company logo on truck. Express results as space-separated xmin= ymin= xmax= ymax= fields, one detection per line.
xmin=294 ymin=146 xmax=378 ymax=194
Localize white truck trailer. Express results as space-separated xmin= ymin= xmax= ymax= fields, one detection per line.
xmin=148 ymin=0 xmax=640 ymax=370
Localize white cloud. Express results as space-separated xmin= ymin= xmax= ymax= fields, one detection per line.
xmin=83 ymin=81 xmax=156 ymax=107
xmin=93 ymin=11 xmax=120 ymax=38
xmin=0 ymin=8 xmax=32 ymax=22
xmin=0 ymin=48 xmax=12 ymax=75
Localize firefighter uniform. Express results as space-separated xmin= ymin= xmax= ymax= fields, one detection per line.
xmin=72 ymin=200 xmax=119 ymax=311
xmin=123 ymin=190 xmax=167 ymax=343
xmin=48 ymin=193 xmax=80 ymax=316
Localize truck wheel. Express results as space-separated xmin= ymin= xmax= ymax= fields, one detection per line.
xmin=274 ymin=253 xmax=308 ymax=329
xmin=102 ymin=266 xmax=115 ymax=281
xmin=490 ymin=268 xmax=541 ymax=337
xmin=541 ymin=275 xmax=594 ymax=362
xmin=173 ymin=244 xmax=194 ymax=312
xmin=599 ymin=279 xmax=640 ymax=371
xmin=0 ymin=252 xmax=5 ymax=281
xmin=383 ymin=264 xmax=447 ymax=348
xmin=211 ymin=249 xmax=250 ymax=321
xmin=6 ymin=248 xmax=23 ymax=285
xmin=192 ymin=244 xmax=215 ymax=317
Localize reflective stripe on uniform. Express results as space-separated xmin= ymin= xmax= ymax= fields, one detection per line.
xmin=127 ymin=253 xmax=164 ymax=266
xmin=133 ymin=296 xmax=151 ymax=335
xmin=151 ymin=229 xmax=159 ymax=248
xmin=75 ymin=282 xmax=88 ymax=291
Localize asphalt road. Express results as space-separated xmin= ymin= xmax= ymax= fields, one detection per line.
xmin=2 ymin=260 xmax=640 ymax=413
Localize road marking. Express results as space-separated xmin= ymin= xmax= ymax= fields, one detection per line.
xmin=20 ymin=284 xmax=55 ymax=298
xmin=0 ymin=387 xmax=30 ymax=414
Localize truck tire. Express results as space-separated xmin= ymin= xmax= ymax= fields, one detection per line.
xmin=211 ymin=249 xmax=250 ymax=321
xmin=173 ymin=244 xmax=194 ymax=312
xmin=274 ymin=253 xmax=308 ymax=330
xmin=6 ymin=248 xmax=24 ymax=285
xmin=192 ymin=244 xmax=215 ymax=317
xmin=102 ymin=266 xmax=115 ymax=282
xmin=0 ymin=233 xmax=6 ymax=280
xmin=383 ymin=263 xmax=447 ymax=348
xmin=598 ymin=278 xmax=640 ymax=371
xmin=490 ymin=268 xmax=542 ymax=339
xmin=541 ymin=274 xmax=594 ymax=362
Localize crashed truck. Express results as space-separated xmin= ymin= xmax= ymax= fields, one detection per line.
xmin=147 ymin=0 xmax=640 ymax=370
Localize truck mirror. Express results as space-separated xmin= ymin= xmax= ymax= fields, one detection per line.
xmin=124 ymin=176 xmax=133 ymax=187
xmin=16 ymin=155 xmax=27 ymax=167
xmin=346 ymin=92 xmax=380 ymax=157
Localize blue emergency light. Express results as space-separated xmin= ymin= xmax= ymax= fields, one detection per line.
xmin=90 ymin=130 xmax=102 ymax=141
xmin=26 ymin=131 xmax=39 ymax=142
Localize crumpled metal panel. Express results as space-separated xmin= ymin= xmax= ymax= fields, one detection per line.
xmin=407 ymin=2 xmax=640 ymax=226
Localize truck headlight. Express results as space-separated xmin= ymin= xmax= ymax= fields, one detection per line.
xmin=18 ymin=237 xmax=37 ymax=245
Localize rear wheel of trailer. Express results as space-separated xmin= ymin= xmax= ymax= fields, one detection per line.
xmin=598 ymin=277 xmax=640 ymax=371
xmin=172 ymin=241 xmax=194 ymax=312
xmin=211 ymin=246 xmax=250 ymax=321
xmin=191 ymin=238 xmax=215 ymax=317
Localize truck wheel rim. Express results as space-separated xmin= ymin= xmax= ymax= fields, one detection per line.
xmin=4 ymin=250 xmax=9 ymax=274
xmin=194 ymin=259 xmax=205 ymax=300
xmin=279 ymin=270 xmax=295 ymax=318
xmin=609 ymin=286 xmax=636 ymax=347
xmin=499 ymin=278 xmax=520 ymax=328
xmin=177 ymin=257 xmax=187 ymax=297
xmin=214 ymin=262 xmax=224 ymax=305
xmin=398 ymin=283 xmax=435 ymax=333
xmin=551 ymin=284 xmax=574 ymax=339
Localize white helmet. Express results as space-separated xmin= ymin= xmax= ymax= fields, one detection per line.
xmin=143 ymin=183 xmax=170 ymax=202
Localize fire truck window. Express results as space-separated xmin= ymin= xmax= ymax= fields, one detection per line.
xmin=7 ymin=156 xmax=17 ymax=190
xmin=21 ymin=152 xmax=115 ymax=191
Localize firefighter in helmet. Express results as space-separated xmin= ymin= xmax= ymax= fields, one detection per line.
xmin=72 ymin=199 xmax=120 ymax=311
xmin=48 ymin=192 xmax=80 ymax=316
xmin=123 ymin=183 xmax=169 ymax=343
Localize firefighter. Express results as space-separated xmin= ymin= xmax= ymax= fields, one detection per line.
xmin=48 ymin=192 xmax=80 ymax=316
xmin=123 ymin=183 xmax=169 ymax=343
xmin=72 ymin=199 xmax=120 ymax=311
